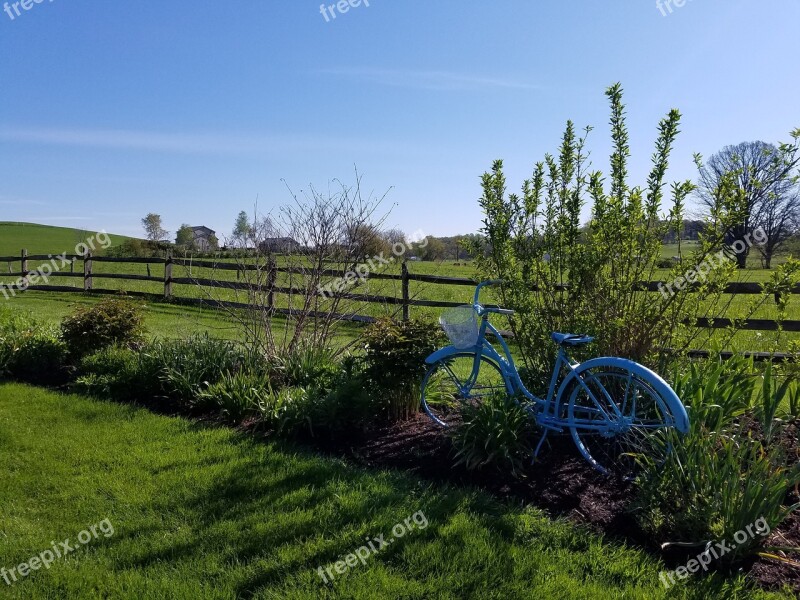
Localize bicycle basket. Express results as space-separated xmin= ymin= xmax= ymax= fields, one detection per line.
xmin=439 ymin=306 xmax=480 ymax=350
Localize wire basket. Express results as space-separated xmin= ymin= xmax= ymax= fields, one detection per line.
xmin=439 ymin=306 xmax=480 ymax=350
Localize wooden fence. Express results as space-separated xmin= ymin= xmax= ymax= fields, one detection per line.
xmin=2 ymin=249 xmax=798 ymax=362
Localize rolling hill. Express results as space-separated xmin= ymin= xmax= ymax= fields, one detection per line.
xmin=0 ymin=222 xmax=133 ymax=256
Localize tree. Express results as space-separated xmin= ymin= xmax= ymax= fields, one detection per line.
xmin=175 ymin=224 xmax=194 ymax=249
xmin=142 ymin=213 xmax=168 ymax=244
xmin=382 ymin=228 xmax=407 ymax=248
xmin=192 ymin=172 xmax=393 ymax=358
xmin=417 ymin=236 xmax=445 ymax=261
xmin=232 ymin=211 xmax=253 ymax=247
xmin=697 ymin=138 xmax=800 ymax=268
xmin=343 ymin=223 xmax=390 ymax=258
xmin=754 ymin=185 xmax=800 ymax=268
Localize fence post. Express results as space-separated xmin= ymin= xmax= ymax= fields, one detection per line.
xmin=21 ymin=249 xmax=28 ymax=279
xmin=164 ymin=250 xmax=173 ymax=298
xmin=83 ymin=251 xmax=93 ymax=291
xmin=402 ymin=261 xmax=410 ymax=322
xmin=267 ymin=257 xmax=277 ymax=312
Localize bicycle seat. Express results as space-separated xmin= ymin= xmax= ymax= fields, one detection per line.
xmin=551 ymin=332 xmax=594 ymax=346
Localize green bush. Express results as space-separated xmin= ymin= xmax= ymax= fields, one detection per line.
xmin=7 ymin=327 xmax=68 ymax=385
xmin=272 ymin=342 xmax=339 ymax=390
xmin=199 ymin=371 xmax=271 ymax=423
xmin=73 ymin=345 xmax=161 ymax=401
xmin=61 ymin=298 xmax=144 ymax=358
xmin=259 ymin=356 xmax=373 ymax=438
xmin=362 ymin=319 xmax=445 ymax=421
xmin=469 ymin=85 xmax=792 ymax=373
xmin=637 ymin=357 xmax=800 ymax=562
xmin=670 ymin=355 xmax=758 ymax=432
xmin=449 ymin=392 xmax=535 ymax=478
xmin=754 ymin=362 xmax=797 ymax=443
xmin=147 ymin=335 xmax=246 ymax=404
xmin=0 ymin=311 xmax=68 ymax=385
xmin=635 ymin=428 xmax=800 ymax=561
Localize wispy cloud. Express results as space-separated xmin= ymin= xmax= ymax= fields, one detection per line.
xmin=0 ymin=195 xmax=51 ymax=207
xmin=45 ymin=216 xmax=94 ymax=221
xmin=319 ymin=67 xmax=543 ymax=91
xmin=0 ymin=127 xmax=419 ymax=156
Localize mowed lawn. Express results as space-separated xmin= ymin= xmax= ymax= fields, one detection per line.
xmin=0 ymin=384 xmax=786 ymax=599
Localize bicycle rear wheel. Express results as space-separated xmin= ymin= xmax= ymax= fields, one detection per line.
xmin=565 ymin=361 xmax=686 ymax=478
xmin=421 ymin=354 xmax=508 ymax=427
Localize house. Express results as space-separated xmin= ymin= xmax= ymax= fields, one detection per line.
xmin=258 ymin=237 xmax=302 ymax=253
xmin=190 ymin=226 xmax=216 ymax=251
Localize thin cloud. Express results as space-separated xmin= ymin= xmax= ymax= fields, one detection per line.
xmin=319 ymin=67 xmax=543 ymax=91
xmin=0 ymin=196 xmax=51 ymax=206
xmin=45 ymin=216 xmax=93 ymax=221
xmin=0 ymin=127 xmax=418 ymax=156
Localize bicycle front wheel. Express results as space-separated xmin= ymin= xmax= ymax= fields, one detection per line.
xmin=420 ymin=354 xmax=509 ymax=427
xmin=565 ymin=361 xmax=687 ymax=478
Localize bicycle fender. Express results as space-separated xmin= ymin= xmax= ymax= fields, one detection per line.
xmin=425 ymin=346 xmax=462 ymax=365
xmin=554 ymin=357 xmax=690 ymax=433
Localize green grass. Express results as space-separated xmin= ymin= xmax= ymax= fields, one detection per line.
xmin=0 ymin=222 xmax=132 ymax=257
xmin=0 ymin=293 xmax=365 ymax=347
xmin=1 ymin=221 xmax=798 ymax=352
xmin=0 ymin=383 xmax=787 ymax=599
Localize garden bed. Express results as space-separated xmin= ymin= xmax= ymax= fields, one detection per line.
xmin=283 ymin=413 xmax=800 ymax=594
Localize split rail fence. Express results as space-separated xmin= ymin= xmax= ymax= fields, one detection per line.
xmin=2 ymin=250 xmax=798 ymax=362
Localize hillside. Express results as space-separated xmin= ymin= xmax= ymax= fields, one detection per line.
xmin=0 ymin=222 xmax=132 ymax=256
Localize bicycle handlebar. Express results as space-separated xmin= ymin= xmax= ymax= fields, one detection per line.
xmin=473 ymin=280 xmax=514 ymax=316
xmin=473 ymin=279 xmax=504 ymax=305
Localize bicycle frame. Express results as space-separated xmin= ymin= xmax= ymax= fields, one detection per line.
xmin=423 ymin=280 xmax=689 ymax=473
xmin=463 ymin=280 xmax=628 ymax=434
xmin=470 ymin=313 xmax=580 ymax=429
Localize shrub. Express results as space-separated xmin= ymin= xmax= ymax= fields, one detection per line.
xmin=362 ymin=319 xmax=445 ymax=421
xmin=199 ymin=371 xmax=271 ymax=423
xmin=468 ymin=84 xmax=791 ymax=374
xmin=73 ymin=345 xmax=160 ymax=401
xmin=61 ymin=298 xmax=144 ymax=358
xmin=267 ymin=357 xmax=374 ymax=438
xmin=449 ymin=392 xmax=535 ymax=478
xmin=637 ymin=356 xmax=800 ymax=563
xmin=7 ymin=326 xmax=68 ymax=385
xmin=669 ymin=355 xmax=758 ymax=432
xmin=146 ymin=335 xmax=246 ymax=405
xmin=635 ymin=428 xmax=800 ymax=562
xmin=0 ymin=311 xmax=68 ymax=385
xmin=267 ymin=386 xmax=313 ymax=435
xmin=271 ymin=342 xmax=339 ymax=390
xmin=754 ymin=361 xmax=797 ymax=443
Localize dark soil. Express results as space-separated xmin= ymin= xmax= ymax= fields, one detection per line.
xmin=298 ymin=413 xmax=800 ymax=594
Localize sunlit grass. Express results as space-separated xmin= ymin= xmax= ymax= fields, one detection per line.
xmin=0 ymin=383 xmax=788 ymax=599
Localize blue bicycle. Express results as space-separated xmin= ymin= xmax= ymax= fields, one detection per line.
xmin=420 ymin=280 xmax=690 ymax=477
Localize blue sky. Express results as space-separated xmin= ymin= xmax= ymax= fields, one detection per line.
xmin=1 ymin=0 xmax=798 ymax=240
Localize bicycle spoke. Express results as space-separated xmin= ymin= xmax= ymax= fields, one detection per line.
xmin=421 ymin=355 xmax=507 ymax=427
xmin=568 ymin=367 xmax=677 ymax=478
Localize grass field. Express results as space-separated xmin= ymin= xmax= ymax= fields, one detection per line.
xmin=0 ymin=383 xmax=787 ymax=599
xmin=0 ymin=222 xmax=132 ymax=257
xmin=1 ymin=222 xmax=798 ymax=353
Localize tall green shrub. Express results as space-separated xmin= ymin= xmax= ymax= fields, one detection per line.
xmin=470 ymin=84 xmax=794 ymax=378
xmin=362 ymin=319 xmax=445 ymax=421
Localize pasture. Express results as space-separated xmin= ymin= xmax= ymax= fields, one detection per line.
xmin=1 ymin=223 xmax=797 ymax=354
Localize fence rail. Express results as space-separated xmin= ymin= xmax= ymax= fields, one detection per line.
xmin=2 ymin=250 xmax=797 ymax=361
